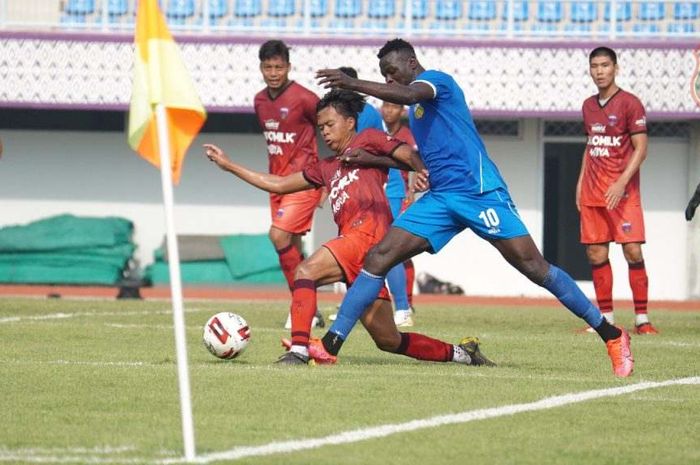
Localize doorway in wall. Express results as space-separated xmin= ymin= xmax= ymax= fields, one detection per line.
xmin=543 ymin=142 xmax=591 ymax=281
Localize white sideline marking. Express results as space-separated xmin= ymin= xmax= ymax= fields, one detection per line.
xmin=162 ymin=376 xmax=700 ymax=464
xmin=0 ymin=377 xmax=697 ymax=464
xmin=0 ymin=308 xmax=209 ymax=324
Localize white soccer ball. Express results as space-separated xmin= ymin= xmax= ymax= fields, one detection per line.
xmin=202 ymin=312 xmax=251 ymax=359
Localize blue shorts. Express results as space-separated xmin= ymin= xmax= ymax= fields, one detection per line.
xmin=393 ymin=188 xmax=529 ymax=253
xmin=387 ymin=196 xmax=404 ymax=220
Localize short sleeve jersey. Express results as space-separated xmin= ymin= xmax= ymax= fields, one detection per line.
xmin=302 ymin=129 xmax=402 ymax=235
xmin=386 ymin=125 xmax=416 ymax=199
xmin=254 ymin=81 xmax=319 ymax=177
xmin=357 ymin=103 xmax=385 ymax=132
xmin=581 ymin=89 xmax=647 ymax=206
xmin=409 ymin=70 xmax=507 ymax=194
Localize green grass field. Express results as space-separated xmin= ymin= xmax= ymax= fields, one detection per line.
xmin=1 ymin=296 xmax=698 ymax=465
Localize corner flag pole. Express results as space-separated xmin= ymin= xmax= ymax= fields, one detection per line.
xmin=155 ymin=103 xmax=196 ymax=461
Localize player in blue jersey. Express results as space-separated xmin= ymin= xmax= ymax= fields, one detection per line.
xmin=314 ymin=38 xmax=634 ymax=377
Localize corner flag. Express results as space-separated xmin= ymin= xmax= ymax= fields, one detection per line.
xmin=127 ymin=0 xmax=206 ymax=184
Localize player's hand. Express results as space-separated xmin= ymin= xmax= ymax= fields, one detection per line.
xmin=686 ymin=194 xmax=700 ymax=221
xmin=203 ymin=144 xmax=231 ymax=170
xmin=316 ymin=69 xmax=353 ymax=89
xmin=413 ymin=169 xmax=429 ymax=192
xmin=604 ymin=180 xmax=626 ymax=210
xmin=317 ymin=187 xmax=329 ymax=209
xmin=342 ymin=148 xmax=374 ymax=165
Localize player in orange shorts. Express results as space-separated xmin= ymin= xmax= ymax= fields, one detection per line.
xmin=254 ymin=40 xmax=324 ymax=328
xmin=577 ymin=46 xmax=657 ymax=335
xmin=204 ymin=89 xmax=495 ymax=366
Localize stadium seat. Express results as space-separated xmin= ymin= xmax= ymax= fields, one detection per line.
xmin=632 ymin=22 xmax=660 ymax=33
xmin=468 ymin=1 xmax=497 ymax=20
xmin=570 ymin=2 xmax=597 ymax=22
xmin=368 ymin=0 xmax=395 ymax=18
xmin=335 ymin=0 xmax=362 ymax=17
xmin=502 ymin=1 xmax=529 ymax=21
xmin=536 ymin=1 xmax=563 ymax=22
xmin=429 ymin=20 xmax=457 ymax=30
xmin=268 ymin=0 xmax=295 ymax=16
xmin=167 ymin=0 xmax=196 ymax=19
xmin=107 ymin=0 xmax=129 ymax=16
xmin=604 ymin=1 xmax=632 ymax=21
xmin=260 ymin=17 xmax=289 ymax=27
xmin=531 ymin=22 xmax=559 ymax=31
xmin=674 ymin=2 xmax=700 ymax=19
xmin=638 ymin=2 xmax=665 ymax=20
xmin=667 ymin=22 xmax=696 ymax=33
xmin=435 ymin=0 xmax=462 ymax=20
xmin=299 ymin=0 xmax=328 ymax=17
xmin=235 ymin=0 xmax=261 ymax=17
xmin=228 ymin=16 xmax=256 ymax=27
xmin=207 ymin=0 xmax=229 ymax=18
xmin=65 ymin=0 xmax=95 ymax=15
xmin=329 ymin=17 xmax=357 ymax=28
xmin=363 ymin=18 xmax=391 ymax=28
xmin=565 ymin=22 xmax=592 ymax=32
xmin=597 ymin=22 xmax=624 ymax=33
xmin=402 ymin=0 xmax=429 ymax=19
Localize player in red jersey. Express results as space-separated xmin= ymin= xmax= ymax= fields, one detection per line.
xmin=254 ymin=40 xmax=324 ymax=329
xmin=576 ymin=46 xmax=657 ymax=335
xmin=204 ymin=90 xmax=495 ymax=366
xmin=381 ymin=101 xmax=417 ymax=326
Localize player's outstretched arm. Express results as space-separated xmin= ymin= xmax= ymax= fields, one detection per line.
xmin=686 ymin=181 xmax=700 ymax=221
xmin=315 ymin=69 xmax=433 ymax=105
xmin=342 ymin=147 xmax=412 ymax=170
xmin=203 ymin=144 xmax=312 ymax=194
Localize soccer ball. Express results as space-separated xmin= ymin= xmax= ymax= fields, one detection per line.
xmin=202 ymin=312 xmax=251 ymax=359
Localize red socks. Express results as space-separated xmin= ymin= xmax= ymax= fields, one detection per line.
xmin=404 ymin=259 xmax=415 ymax=307
xmin=396 ymin=332 xmax=453 ymax=362
xmin=629 ymin=261 xmax=648 ymax=316
xmin=276 ymin=243 xmax=304 ymax=291
xmin=591 ymin=260 xmax=613 ymax=316
xmin=290 ymin=279 xmax=316 ymax=347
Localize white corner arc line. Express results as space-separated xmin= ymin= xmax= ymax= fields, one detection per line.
xmin=161 ymin=376 xmax=700 ymax=464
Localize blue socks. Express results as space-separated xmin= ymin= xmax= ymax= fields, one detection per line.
xmin=386 ymin=263 xmax=409 ymax=311
xmin=330 ymin=269 xmax=385 ymax=339
xmin=542 ymin=265 xmax=603 ymax=328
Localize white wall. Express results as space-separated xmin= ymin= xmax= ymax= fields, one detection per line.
xmin=0 ymin=122 xmax=694 ymax=299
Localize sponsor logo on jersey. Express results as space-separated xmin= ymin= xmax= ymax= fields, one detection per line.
xmin=692 ymin=46 xmax=700 ymax=108
xmin=413 ymin=104 xmax=424 ymax=119
xmin=264 ymin=131 xmax=297 ymax=144
xmin=280 ymin=107 xmax=289 ymax=120
xmin=587 ymin=135 xmax=622 ymax=157
xmin=329 ymin=168 xmax=360 ymax=214
xmin=608 ymin=114 xmax=618 ymax=126
xmin=634 ymin=116 xmax=647 ymax=127
xmin=265 ymin=119 xmax=280 ymax=130
xmin=267 ymin=144 xmax=283 ymax=156
xmin=591 ymin=123 xmax=606 ymax=134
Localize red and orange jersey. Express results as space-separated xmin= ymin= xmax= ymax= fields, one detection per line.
xmin=254 ymin=81 xmax=319 ymax=177
xmin=303 ymin=128 xmax=404 ymax=235
xmin=581 ymin=89 xmax=647 ymax=207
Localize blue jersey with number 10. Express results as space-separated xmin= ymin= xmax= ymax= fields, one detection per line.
xmin=409 ymin=70 xmax=507 ymax=194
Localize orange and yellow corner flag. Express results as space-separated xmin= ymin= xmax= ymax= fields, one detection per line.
xmin=127 ymin=0 xmax=206 ymax=184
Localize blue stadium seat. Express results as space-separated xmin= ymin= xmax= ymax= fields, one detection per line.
xmin=300 ymin=0 xmax=329 ymax=17
xmin=402 ymin=0 xmax=429 ymax=19
xmin=235 ymin=0 xmax=261 ymax=17
xmin=368 ymin=0 xmax=395 ymax=18
xmin=604 ymin=1 xmax=632 ymax=21
xmin=536 ymin=1 xmax=562 ymax=22
xmin=268 ymin=0 xmax=295 ymax=16
xmin=260 ymin=17 xmax=288 ymax=27
xmin=207 ymin=0 xmax=229 ymax=18
xmin=329 ymin=17 xmax=357 ymax=27
xmin=570 ymin=2 xmax=597 ymax=22
xmin=65 ymin=0 xmax=95 ymax=14
xmin=667 ymin=22 xmax=696 ymax=33
xmin=597 ymin=22 xmax=624 ymax=33
xmin=107 ymin=0 xmax=129 ymax=16
xmin=468 ymin=1 xmax=497 ymax=20
xmin=429 ymin=20 xmax=457 ymax=30
xmin=167 ymin=0 xmax=196 ymax=19
xmin=435 ymin=0 xmax=461 ymax=20
xmin=363 ymin=18 xmax=391 ymax=28
xmin=565 ymin=22 xmax=592 ymax=32
xmin=531 ymin=22 xmax=559 ymax=32
xmin=502 ymin=1 xmax=529 ymax=21
xmin=335 ymin=0 xmax=361 ymax=17
xmin=674 ymin=2 xmax=700 ymax=19
xmin=638 ymin=2 xmax=665 ymax=20
xmin=228 ymin=16 xmax=256 ymax=27
xmin=632 ymin=22 xmax=660 ymax=33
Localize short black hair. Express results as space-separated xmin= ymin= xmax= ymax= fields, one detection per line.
xmin=589 ymin=46 xmax=617 ymax=65
xmin=377 ymin=38 xmax=415 ymax=60
xmin=317 ymin=90 xmax=366 ymax=130
xmin=338 ymin=67 xmax=358 ymax=79
xmin=259 ymin=40 xmax=290 ymax=62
